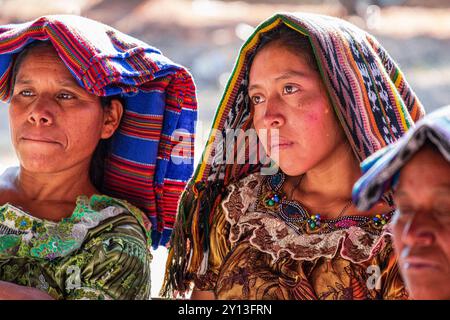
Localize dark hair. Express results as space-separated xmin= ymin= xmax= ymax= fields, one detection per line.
xmin=90 ymin=95 xmax=125 ymax=193
xmin=255 ymin=24 xmax=318 ymax=71
xmin=10 ymin=41 xmax=125 ymax=193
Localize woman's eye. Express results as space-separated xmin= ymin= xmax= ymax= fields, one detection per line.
xmin=57 ymin=92 xmax=75 ymax=100
xmin=433 ymin=207 xmax=450 ymax=221
xmin=251 ymin=95 xmax=265 ymax=105
xmin=19 ymin=90 xmax=34 ymax=97
xmin=283 ymin=85 xmax=299 ymax=95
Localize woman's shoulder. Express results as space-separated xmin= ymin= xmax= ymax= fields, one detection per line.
xmin=223 ymin=172 xmax=265 ymax=211
xmin=228 ymin=172 xmax=264 ymax=190
xmin=79 ymin=195 xmax=152 ymax=249
xmin=221 ymin=172 xmax=265 ymax=222
xmin=61 ymin=196 xmax=152 ymax=300
xmin=0 ymin=166 xmax=19 ymax=204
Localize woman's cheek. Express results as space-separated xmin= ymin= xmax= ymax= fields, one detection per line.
xmin=391 ymin=218 xmax=405 ymax=247
xmin=252 ymin=109 xmax=266 ymax=132
xmin=81 ymin=125 xmax=101 ymax=147
xmin=295 ymin=105 xmax=324 ymax=129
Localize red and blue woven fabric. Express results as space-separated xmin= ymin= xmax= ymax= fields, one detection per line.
xmin=0 ymin=15 xmax=198 ymax=248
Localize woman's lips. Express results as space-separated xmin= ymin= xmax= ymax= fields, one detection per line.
xmin=269 ymin=135 xmax=293 ymax=146
xmin=270 ymin=141 xmax=294 ymax=151
xmin=402 ymin=258 xmax=442 ymax=272
xmin=21 ymin=136 xmax=60 ymax=144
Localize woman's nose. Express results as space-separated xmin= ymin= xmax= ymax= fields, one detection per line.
xmin=27 ymin=98 xmax=55 ymax=126
xmin=401 ymin=211 xmax=436 ymax=247
xmin=263 ymin=96 xmax=286 ymax=129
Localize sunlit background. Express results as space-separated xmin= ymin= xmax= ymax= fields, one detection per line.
xmin=1 ymin=0 xmax=450 ymax=297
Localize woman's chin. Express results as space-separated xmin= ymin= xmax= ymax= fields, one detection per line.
xmin=278 ymin=167 xmax=305 ymax=177
xmin=275 ymin=158 xmax=310 ymax=177
xmin=18 ymin=155 xmax=63 ymax=173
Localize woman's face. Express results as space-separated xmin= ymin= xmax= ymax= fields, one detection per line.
xmin=392 ymin=145 xmax=450 ymax=300
xmin=9 ymin=45 xmax=117 ymax=174
xmin=249 ymin=42 xmax=346 ymax=176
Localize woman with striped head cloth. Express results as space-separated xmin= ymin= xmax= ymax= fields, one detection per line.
xmin=0 ymin=15 xmax=197 ymax=299
xmin=163 ymin=13 xmax=424 ymax=300
xmin=353 ymin=105 xmax=450 ymax=300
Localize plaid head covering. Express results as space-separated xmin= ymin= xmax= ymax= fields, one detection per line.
xmin=163 ymin=12 xmax=425 ymax=295
xmin=0 ymin=15 xmax=198 ymax=248
xmin=353 ymin=105 xmax=450 ymax=211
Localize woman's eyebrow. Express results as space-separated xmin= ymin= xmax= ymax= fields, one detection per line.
xmin=248 ymin=83 xmax=262 ymax=92
xmin=15 ymin=78 xmax=32 ymax=85
xmin=395 ymin=185 xmax=450 ymax=199
xmin=248 ymin=70 xmax=308 ymax=92
xmin=56 ymin=78 xmax=80 ymax=87
xmin=434 ymin=185 xmax=450 ymax=195
xmin=393 ymin=189 xmax=409 ymax=199
xmin=274 ymin=70 xmax=308 ymax=81
xmin=15 ymin=77 xmax=79 ymax=87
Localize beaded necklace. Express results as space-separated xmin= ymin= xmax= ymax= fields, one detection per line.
xmin=260 ymin=172 xmax=393 ymax=234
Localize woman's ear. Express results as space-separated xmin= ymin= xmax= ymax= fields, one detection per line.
xmin=101 ymin=99 xmax=124 ymax=139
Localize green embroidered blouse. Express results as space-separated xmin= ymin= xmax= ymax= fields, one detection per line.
xmin=0 ymin=194 xmax=152 ymax=300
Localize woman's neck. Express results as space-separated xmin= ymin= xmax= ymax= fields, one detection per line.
xmin=286 ymin=142 xmax=367 ymax=218
xmin=302 ymin=143 xmax=360 ymax=200
xmin=14 ymin=164 xmax=98 ymax=203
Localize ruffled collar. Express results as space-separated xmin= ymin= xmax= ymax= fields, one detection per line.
xmin=222 ymin=173 xmax=395 ymax=264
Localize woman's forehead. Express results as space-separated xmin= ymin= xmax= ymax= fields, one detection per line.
xmin=15 ymin=46 xmax=76 ymax=84
xmin=249 ymin=50 xmax=314 ymax=84
xmin=397 ymin=146 xmax=450 ymax=191
xmin=19 ymin=45 xmax=63 ymax=68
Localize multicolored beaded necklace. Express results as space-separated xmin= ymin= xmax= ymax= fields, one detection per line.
xmin=260 ymin=172 xmax=393 ymax=234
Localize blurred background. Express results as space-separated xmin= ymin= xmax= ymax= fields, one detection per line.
xmin=1 ymin=0 xmax=450 ymax=297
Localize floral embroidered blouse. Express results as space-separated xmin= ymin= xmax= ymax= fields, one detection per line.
xmin=0 ymin=195 xmax=152 ymax=300
xmin=194 ymin=173 xmax=408 ymax=300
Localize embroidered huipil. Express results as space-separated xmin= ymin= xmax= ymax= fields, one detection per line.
xmin=195 ymin=173 xmax=407 ymax=300
xmin=0 ymin=195 xmax=151 ymax=300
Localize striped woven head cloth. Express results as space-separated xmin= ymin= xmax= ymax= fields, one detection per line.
xmin=353 ymin=105 xmax=450 ymax=211
xmin=0 ymin=15 xmax=198 ymax=248
xmin=163 ymin=12 xmax=425 ymax=295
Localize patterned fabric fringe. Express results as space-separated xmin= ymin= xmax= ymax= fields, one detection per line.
xmin=353 ymin=105 xmax=450 ymax=210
